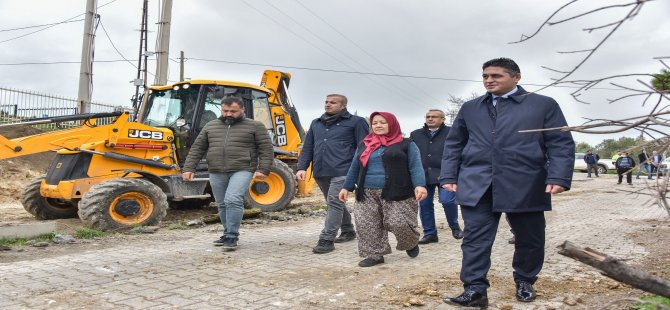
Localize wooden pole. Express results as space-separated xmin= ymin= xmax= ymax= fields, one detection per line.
xmin=558 ymin=241 xmax=670 ymax=298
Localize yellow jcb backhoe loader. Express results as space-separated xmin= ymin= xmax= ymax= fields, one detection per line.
xmin=0 ymin=70 xmax=314 ymax=230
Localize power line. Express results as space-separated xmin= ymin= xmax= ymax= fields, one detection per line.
xmin=261 ymin=0 xmax=438 ymax=108
xmin=187 ymin=57 xmax=480 ymax=82
xmin=240 ymin=0 xmax=419 ymax=104
xmin=294 ymin=0 xmax=444 ymax=105
xmin=0 ymin=19 xmax=84 ymax=33
xmin=241 ymin=0 xmax=420 ymax=101
xmin=0 ymin=56 xmax=629 ymax=91
xmin=98 ymin=19 xmax=138 ymax=70
xmin=0 ymin=59 xmax=151 ymax=66
xmin=180 ymin=57 xmax=628 ymax=90
xmin=0 ymin=0 xmax=121 ymax=45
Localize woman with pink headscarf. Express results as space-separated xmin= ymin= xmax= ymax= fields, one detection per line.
xmin=339 ymin=112 xmax=427 ymax=267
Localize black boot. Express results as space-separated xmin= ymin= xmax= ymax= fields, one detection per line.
xmin=451 ymin=227 xmax=464 ymax=239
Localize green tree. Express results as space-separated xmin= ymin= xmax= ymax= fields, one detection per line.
xmin=595 ymin=136 xmax=638 ymax=158
xmin=575 ymin=141 xmax=593 ymax=153
xmin=651 ymin=69 xmax=670 ymax=92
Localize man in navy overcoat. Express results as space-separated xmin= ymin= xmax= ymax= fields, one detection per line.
xmin=440 ymin=58 xmax=575 ymax=308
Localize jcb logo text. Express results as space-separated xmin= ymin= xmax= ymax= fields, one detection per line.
xmin=275 ymin=115 xmax=287 ymax=146
xmin=128 ymin=129 xmax=163 ymax=140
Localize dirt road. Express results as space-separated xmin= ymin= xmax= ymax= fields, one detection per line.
xmin=1 ymin=173 xmax=669 ymax=309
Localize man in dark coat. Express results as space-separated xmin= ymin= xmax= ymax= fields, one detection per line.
xmin=296 ymin=94 xmax=369 ymax=254
xmin=584 ymin=150 xmax=600 ymax=178
xmin=410 ymin=109 xmax=463 ymax=244
xmin=440 ymin=58 xmax=575 ymax=308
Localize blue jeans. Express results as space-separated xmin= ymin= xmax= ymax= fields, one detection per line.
xmin=209 ymin=171 xmax=254 ymax=238
xmin=636 ymin=163 xmax=649 ymax=178
xmin=419 ymin=183 xmax=460 ymax=236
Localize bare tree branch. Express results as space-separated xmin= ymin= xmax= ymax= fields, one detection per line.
xmin=508 ymin=0 xmax=578 ymax=44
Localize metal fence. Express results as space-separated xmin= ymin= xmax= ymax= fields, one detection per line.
xmin=0 ymin=87 xmax=127 ymax=129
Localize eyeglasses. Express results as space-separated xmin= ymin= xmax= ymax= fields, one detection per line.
xmin=425 ymin=115 xmax=443 ymax=119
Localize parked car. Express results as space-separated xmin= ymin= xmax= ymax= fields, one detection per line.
xmin=574 ymin=153 xmax=613 ymax=174
xmin=656 ymin=157 xmax=670 ymax=177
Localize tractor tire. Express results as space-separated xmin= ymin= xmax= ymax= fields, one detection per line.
xmin=78 ymin=178 xmax=168 ymax=230
xmin=245 ymin=159 xmax=297 ymax=212
xmin=20 ymin=176 xmax=78 ymax=220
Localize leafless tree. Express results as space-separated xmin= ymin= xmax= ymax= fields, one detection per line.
xmin=445 ymin=93 xmax=479 ymax=125
xmin=511 ymin=0 xmax=670 ymax=300
xmin=512 ymin=0 xmax=670 ymax=216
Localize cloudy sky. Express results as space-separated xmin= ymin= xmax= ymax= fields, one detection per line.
xmin=1 ymin=0 xmax=668 ymax=145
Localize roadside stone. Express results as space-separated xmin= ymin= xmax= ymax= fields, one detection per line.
xmin=202 ymin=214 xmax=220 ymax=224
xmin=31 ymin=241 xmax=49 ymax=247
xmin=52 ymin=234 xmax=76 ymax=244
xmin=563 ymin=296 xmax=578 ymax=306
xmin=0 ymin=244 xmax=11 ymax=251
xmin=497 ymin=304 xmax=513 ymax=310
xmin=128 ymin=226 xmax=159 ymax=234
xmin=186 ymin=219 xmax=205 ymax=226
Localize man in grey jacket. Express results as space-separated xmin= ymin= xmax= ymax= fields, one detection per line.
xmin=297 ymin=94 xmax=369 ymax=254
xmin=183 ymin=97 xmax=274 ymax=251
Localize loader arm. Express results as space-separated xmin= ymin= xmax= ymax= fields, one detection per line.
xmin=260 ymin=70 xmax=306 ymax=155
xmin=1 ymin=112 xmax=131 ymax=160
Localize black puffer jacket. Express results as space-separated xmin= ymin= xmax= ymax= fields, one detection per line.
xmin=183 ymin=116 xmax=273 ymax=175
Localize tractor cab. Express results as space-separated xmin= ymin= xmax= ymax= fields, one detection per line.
xmin=140 ymin=81 xmax=276 ymax=165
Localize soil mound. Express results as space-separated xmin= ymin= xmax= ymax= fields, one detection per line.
xmin=0 ymin=125 xmax=56 ymax=203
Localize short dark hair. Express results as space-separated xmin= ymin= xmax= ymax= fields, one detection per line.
xmin=483 ymin=58 xmax=521 ymax=76
xmin=221 ymin=97 xmax=244 ymax=108
xmin=327 ymin=94 xmax=348 ymax=105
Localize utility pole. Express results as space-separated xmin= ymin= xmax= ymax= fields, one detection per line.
xmin=179 ymin=51 xmax=185 ymax=81
xmin=132 ymin=0 xmax=149 ymax=113
xmin=77 ymin=0 xmax=98 ymax=114
xmin=154 ymin=0 xmax=173 ymax=86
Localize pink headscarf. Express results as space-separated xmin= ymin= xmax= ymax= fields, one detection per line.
xmin=359 ymin=112 xmax=404 ymax=167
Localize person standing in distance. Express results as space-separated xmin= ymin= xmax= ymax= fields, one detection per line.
xmin=182 ymin=97 xmax=274 ymax=251
xmin=440 ymin=58 xmax=575 ymax=308
xmin=410 ymin=109 xmax=463 ymax=244
xmin=296 ymin=94 xmax=369 ymax=254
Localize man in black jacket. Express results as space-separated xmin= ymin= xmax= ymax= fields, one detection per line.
xmin=296 ymin=94 xmax=369 ymax=254
xmin=410 ymin=109 xmax=463 ymax=244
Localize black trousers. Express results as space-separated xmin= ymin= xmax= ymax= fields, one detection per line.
xmin=459 ymin=187 xmax=546 ymax=295
xmin=617 ymin=168 xmax=632 ymax=184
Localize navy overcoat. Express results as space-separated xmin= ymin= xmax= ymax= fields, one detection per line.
xmin=439 ymin=86 xmax=575 ymax=212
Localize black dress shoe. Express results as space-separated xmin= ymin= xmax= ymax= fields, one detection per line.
xmin=358 ymin=256 xmax=384 ymax=267
xmin=451 ymin=227 xmax=464 ymax=239
xmin=418 ymin=234 xmax=438 ymax=244
xmin=443 ymin=290 xmax=488 ymax=308
xmin=515 ymin=281 xmax=536 ymax=302
xmin=406 ymin=245 xmax=419 ymax=258
xmin=334 ymin=231 xmax=357 ymax=243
